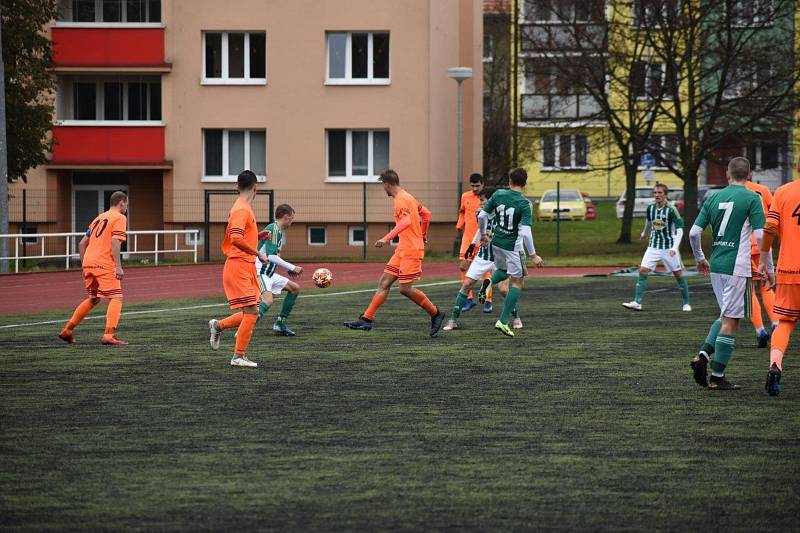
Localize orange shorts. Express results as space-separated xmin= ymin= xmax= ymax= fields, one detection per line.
xmin=83 ymin=267 xmax=122 ymax=299
xmin=384 ymin=251 xmax=422 ymax=284
xmin=223 ymin=258 xmax=260 ymax=309
xmin=773 ymin=284 xmax=800 ymax=321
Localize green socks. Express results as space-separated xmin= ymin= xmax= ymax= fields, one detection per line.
xmin=452 ymin=290 xmax=468 ymax=320
xmin=491 ymin=269 xmax=509 ymax=285
xmin=500 ymin=287 xmax=521 ymax=324
xmin=677 ymin=276 xmax=690 ymax=305
xmin=701 ymin=319 xmax=722 ymax=355
xmin=711 ymin=333 xmax=735 ymax=376
xmin=258 ymin=301 xmax=270 ymax=321
xmin=634 ymin=273 xmax=648 ymax=304
xmin=279 ymin=292 xmax=298 ymax=319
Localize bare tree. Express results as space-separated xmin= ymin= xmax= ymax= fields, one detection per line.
xmin=483 ymin=3 xmax=513 ymax=185
xmin=642 ymin=0 xmax=799 ymax=224
xmin=519 ymin=0 xmax=669 ymax=242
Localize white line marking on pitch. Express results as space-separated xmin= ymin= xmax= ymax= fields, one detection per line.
xmin=0 ymin=280 xmax=460 ymax=331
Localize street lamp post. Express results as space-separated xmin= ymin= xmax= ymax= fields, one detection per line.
xmin=447 ymin=67 xmax=473 ymax=210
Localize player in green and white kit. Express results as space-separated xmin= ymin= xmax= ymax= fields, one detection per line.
xmin=477 ymin=168 xmax=543 ymax=337
xmin=689 ymin=157 xmax=766 ymax=390
xmin=443 ymin=188 xmax=522 ymax=331
xmin=254 ymin=204 xmax=303 ymax=336
xmin=622 ymin=183 xmax=691 ymax=311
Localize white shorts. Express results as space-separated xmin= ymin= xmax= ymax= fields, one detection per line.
xmin=710 ymin=273 xmax=752 ymax=319
xmin=641 ymin=247 xmax=683 ymax=272
xmin=465 ymin=256 xmax=495 ymax=280
xmin=257 ymin=273 xmax=289 ymax=295
xmin=492 ymin=246 xmax=527 ymax=278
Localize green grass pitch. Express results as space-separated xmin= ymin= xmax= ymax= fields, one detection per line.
xmin=1 ymin=277 xmax=798 ymax=530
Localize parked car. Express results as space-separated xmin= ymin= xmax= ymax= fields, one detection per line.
xmin=671 ymin=190 xmax=685 ymax=214
xmin=537 ymin=189 xmax=587 ymax=221
xmin=616 ymin=187 xmax=684 ymax=218
xmin=698 ymin=185 xmax=727 ymax=208
xmin=581 ymin=192 xmax=597 ymax=220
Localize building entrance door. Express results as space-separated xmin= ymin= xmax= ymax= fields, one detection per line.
xmin=73 ymin=185 xmax=129 ymax=250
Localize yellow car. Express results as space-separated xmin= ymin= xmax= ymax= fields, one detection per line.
xmin=536 ymin=189 xmax=587 ymax=221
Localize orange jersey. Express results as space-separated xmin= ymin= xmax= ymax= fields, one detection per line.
xmin=457 ymin=191 xmax=482 ymax=235
xmin=766 ymin=180 xmax=800 ymax=284
xmin=393 ymin=188 xmax=426 ymax=257
xmin=221 ymin=197 xmax=258 ymax=262
xmin=746 ymin=181 xmax=773 ymax=256
xmin=82 ymin=209 xmax=127 ymax=271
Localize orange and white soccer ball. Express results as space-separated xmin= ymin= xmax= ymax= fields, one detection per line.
xmin=312 ymin=267 xmax=333 ymax=288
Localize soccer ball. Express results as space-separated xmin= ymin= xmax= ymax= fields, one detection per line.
xmin=312 ymin=267 xmax=333 ymax=288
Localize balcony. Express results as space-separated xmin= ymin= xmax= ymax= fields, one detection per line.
xmin=521 ymin=94 xmax=602 ymax=122
xmin=52 ymin=27 xmax=168 ymax=70
xmin=51 ymin=125 xmax=167 ymax=167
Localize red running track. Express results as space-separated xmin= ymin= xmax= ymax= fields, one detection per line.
xmin=0 ymin=262 xmax=614 ymax=315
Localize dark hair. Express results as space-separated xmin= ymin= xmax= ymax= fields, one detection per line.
xmin=653 ymin=182 xmax=669 ymax=194
xmin=109 ymin=191 xmax=127 ymax=206
xmin=469 ymin=173 xmax=484 ymax=184
xmin=378 ymin=169 xmax=400 ymax=186
xmin=480 ymin=187 xmax=494 ymax=199
xmin=275 ymin=203 xmax=295 ymax=219
xmin=237 ymin=170 xmax=258 ymax=191
xmin=728 ymin=157 xmax=751 ymax=181
xmin=508 ymin=167 xmax=527 ymax=187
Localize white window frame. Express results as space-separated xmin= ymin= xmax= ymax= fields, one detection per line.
xmin=325 ymin=31 xmax=391 ymax=85
xmin=307 ymin=226 xmax=327 ymax=246
xmin=521 ymin=0 xmax=598 ymax=23
xmin=748 ymin=141 xmax=782 ymax=171
xmin=634 ymin=62 xmax=671 ymax=101
xmin=201 ymin=128 xmax=267 ymax=183
xmin=729 ymin=0 xmax=774 ymax=27
xmin=638 ymin=134 xmax=678 ymax=170
xmin=55 ymin=0 xmax=162 ymax=25
xmin=541 ymin=134 xmax=589 ymax=171
xmin=185 ymin=226 xmax=204 ymax=246
xmin=57 ymin=76 xmax=163 ymax=125
xmin=348 ymin=225 xmax=367 ymax=246
xmin=201 ymin=32 xmax=267 ymax=86
xmin=722 ymin=64 xmax=773 ymax=99
xmin=631 ymin=0 xmax=681 ymax=28
xmin=325 ymin=129 xmax=390 ymax=183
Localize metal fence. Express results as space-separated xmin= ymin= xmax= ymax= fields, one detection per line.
xmin=0 ymin=230 xmax=200 ymax=273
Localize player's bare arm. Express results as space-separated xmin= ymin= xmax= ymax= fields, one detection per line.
xmin=111 ymin=238 xmax=124 ymax=280
xmin=78 ymin=236 xmax=89 ymax=264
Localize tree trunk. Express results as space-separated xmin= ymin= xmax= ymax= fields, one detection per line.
xmin=616 ymin=164 xmax=639 ymax=244
xmin=0 ymin=11 xmax=9 ymax=273
xmin=681 ymin=168 xmax=700 ymax=229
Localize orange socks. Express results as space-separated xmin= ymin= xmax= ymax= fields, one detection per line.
xmin=408 ymin=289 xmax=438 ymax=317
xmin=103 ymin=298 xmax=123 ymax=336
xmin=363 ymin=293 xmax=387 ymax=321
xmin=234 ymin=313 xmax=258 ymax=355
xmin=219 ymin=312 xmax=243 ymax=330
xmin=483 ymin=271 xmax=493 ymax=303
xmin=751 ymin=290 xmax=764 ymax=330
xmin=64 ymin=298 xmax=97 ymax=331
xmin=761 ymin=286 xmax=777 ymax=324
xmin=770 ymin=320 xmax=797 ymax=371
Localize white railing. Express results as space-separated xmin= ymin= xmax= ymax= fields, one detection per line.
xmin=0 ymin=230 xmax=200 ymax=273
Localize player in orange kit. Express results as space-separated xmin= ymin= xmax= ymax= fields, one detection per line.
xmin=759 ymin=158 xmax=800 ymax=396
xmin=343 ymin=169 xmax=445 ymax=336
xmin=58 ymin=191 xmax=130 ymax=345
xmin=745 ymin=178 xmax=778 ymax=347
xmin=208 ymin=170 xmax=271 ymax=368
xmin=456 ymin=173 xmax=492 ymax=312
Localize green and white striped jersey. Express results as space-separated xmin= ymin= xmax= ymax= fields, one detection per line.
xmin=694 ymin=184 xmax=765 ymax=276
xmin=472 ymin=209 xmax=494 ymax=262
xmin=256 ymin=222 xmax=284 ymax=277
xmin=646 ymin=202 xmax=684 ymax=249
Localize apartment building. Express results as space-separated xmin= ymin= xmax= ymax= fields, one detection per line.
xmin=513 ymin=0 xmax=797 ymax=198
xmin=10 ymin=0 xmax=482 ymax=259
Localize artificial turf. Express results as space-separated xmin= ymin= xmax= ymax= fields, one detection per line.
xmin=1 ymin=277 xmax=798 ymax=530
